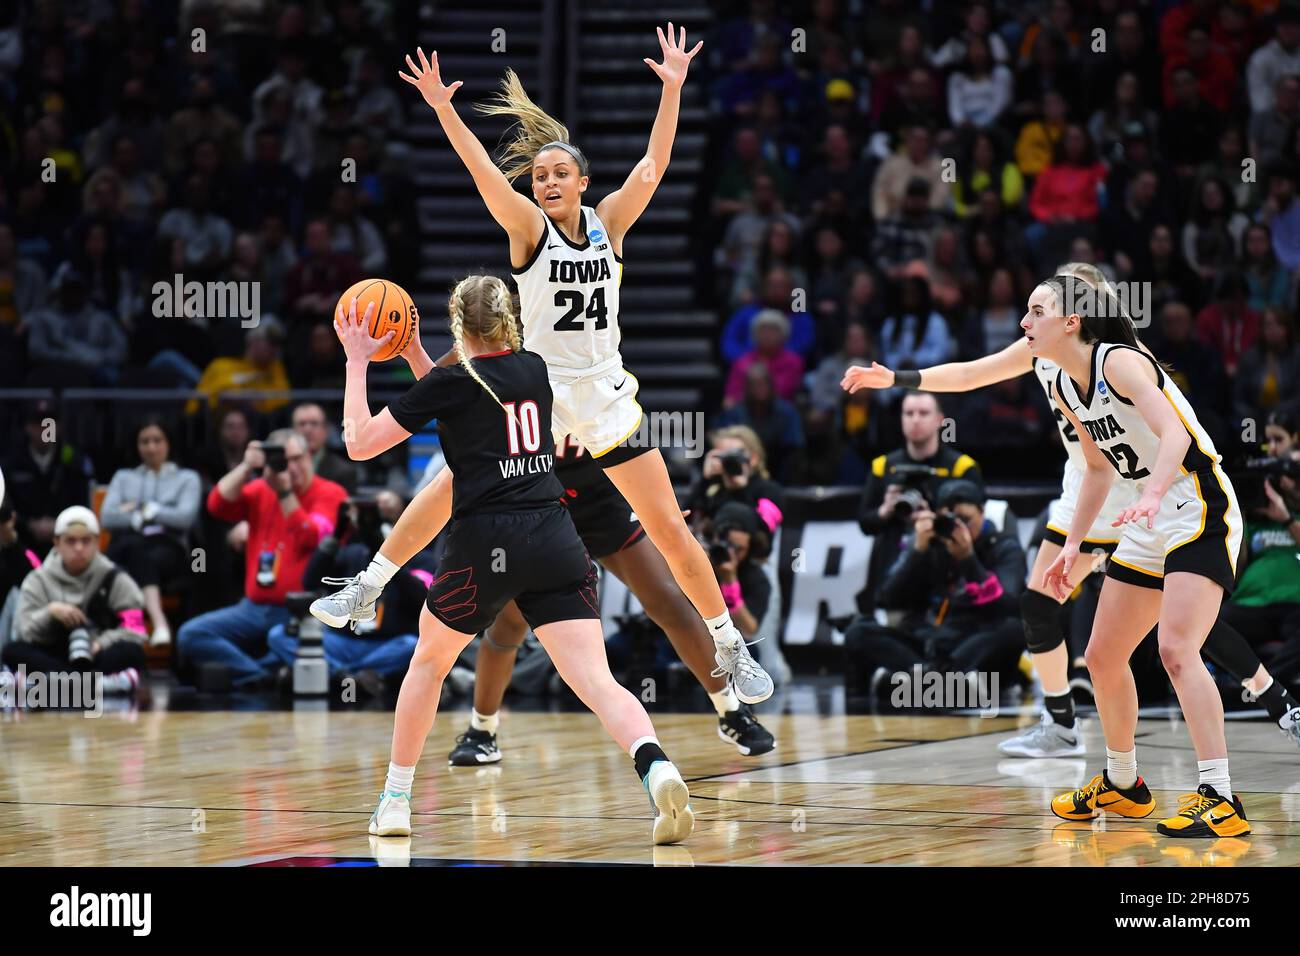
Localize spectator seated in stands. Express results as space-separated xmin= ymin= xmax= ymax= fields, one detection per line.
xmin=844 ymin=480 xmax=1026 ymax=697
xmin=869 ymin=177 xmax=945 ymax=282
xmin=177 ymin=429 xmax=347 ymax=691
xmin=292 ymin=401 xmax=358 ymax=493
xmin=720 ymin=266 xmax=815 ymax=363
xmin=1220 ymin=411 xmax=1300 ymax=690
xmin=266 ymin=497 xmax=421 ymax=697
xmin=24 ymin=262 xmax=128 ymax=386
xmin=714 ymin=362 xmax=805 ymax=484
xmin=186 ymin=321 xmax=291 ymax=417
xmin=1025 ymin=123 xmax=1107 ymax=269
xmin=0 ymin=497 xmax=41 ymax=632
xmin=100 ymin=417 xmax=202 ymax=648
xmin=856 ymin=391 xmax=982 ymax=613
xmin=1234 ymin=306 xmax=1300 ymax=424
xmin=1 ymin=399 xmax=95 ymax=551
xmin=725 ymin=309 xmax=805 ymax=406
xmin=2 ymin=506 xmax=147 ymax=696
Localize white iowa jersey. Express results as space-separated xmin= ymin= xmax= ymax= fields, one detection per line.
xmin=1054 ymin=342 xmax=1222 ymax=488
xmin=512 ymin=205 xmax=623 ymax=373
xmin=1032 ymin=356 xmax=1087 ymax=474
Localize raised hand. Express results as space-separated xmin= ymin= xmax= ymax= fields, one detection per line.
xmin=335 ymin=297 xmax=394 ymax=365
xmin=398 ymin=47 xmax=463 ymax=110
xmin=842 ymin=361 xmax=896 ymax=393
xmin=644 ymin=22 xmax=702 ymax=89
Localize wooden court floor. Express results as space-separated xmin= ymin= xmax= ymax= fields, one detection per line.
xmin=2 ymin=704 xmax=1299 ymax=866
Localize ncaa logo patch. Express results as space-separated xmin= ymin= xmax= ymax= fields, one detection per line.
xmin=589 ymin=228 xmax=604 ymax=242
xmin=1098 ymin=380 xmax=1108 ymax=395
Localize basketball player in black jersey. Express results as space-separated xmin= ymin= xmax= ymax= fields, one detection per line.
xmin=446 ymin=438 xmax=776 ymax=766
xmin=332 ymin=275 xmax=693 ymax=845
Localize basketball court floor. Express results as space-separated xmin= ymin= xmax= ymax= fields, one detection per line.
xmin=2 ymin=686 xmax=1298 ymax=866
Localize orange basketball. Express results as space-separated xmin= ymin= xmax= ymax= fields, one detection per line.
xmin=336 ymin=278 xmax=419 ymax=362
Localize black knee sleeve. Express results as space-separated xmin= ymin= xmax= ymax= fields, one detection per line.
xmin=1201 ymin=618 xmax=1261 ymax=685
xmin=1021 ymin=590 xmax=1065 ymax=655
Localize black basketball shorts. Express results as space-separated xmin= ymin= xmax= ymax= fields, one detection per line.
xmin=425 ymin=504 xmax=600 ymax=634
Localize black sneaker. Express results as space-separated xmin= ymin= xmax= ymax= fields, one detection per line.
xmin=717 ymin=704 xmax=776 ymax=756
xmin=448 ymin=726 xmax=502 ymax=766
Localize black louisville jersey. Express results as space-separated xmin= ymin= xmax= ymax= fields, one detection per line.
xmin=389 ymin=349 xmax=565 ymax=519
xmin=554 ymin=434 xmax=644 ymax=558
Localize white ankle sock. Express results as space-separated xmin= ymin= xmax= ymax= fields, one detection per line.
xmin=470 ymin=709 xmax=499 ymax=733
xmin=360 ymin=553 xmax=400 ymax=590
xmin=709 ymin=686 xmax=740 ymax=716
xmin=704 ymin=611 xmax=735 ymax=644
xmin=385 ymin=761 xmax=415 ymax=796
xmin=1198 ymin=758 xmax=1231 ymax=800
xmin=1106 ymin=746 xmax=1138 ymax=789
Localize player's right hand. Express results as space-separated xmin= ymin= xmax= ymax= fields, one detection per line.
xmin=842 ymin=361 xmax=894 ymax=393
xmin=398 ymin=48 xmax=463 ymax=109
xmin=1042 ymin=544 xmax=1079 ymax=601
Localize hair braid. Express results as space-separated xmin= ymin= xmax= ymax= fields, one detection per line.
xmin=448 ymin=276 xmax=517 ymax=420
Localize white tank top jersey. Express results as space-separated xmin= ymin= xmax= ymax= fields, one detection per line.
xmin=511 ymin=205 xmax=624 ymax=374
xmin=1053 ymin=341 xmax=1223 ymax=489
xmin=1032 ymin=356 xmax=1087 ymax=474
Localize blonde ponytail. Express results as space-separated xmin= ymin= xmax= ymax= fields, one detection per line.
xmin=475 ymin=68 xmax=588 ymax=183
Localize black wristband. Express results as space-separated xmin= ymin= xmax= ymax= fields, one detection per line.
xmin=894 ymin=370 xmax=922 ymax=389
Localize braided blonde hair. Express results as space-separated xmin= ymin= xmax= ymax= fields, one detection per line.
xmin=447 ymin=274 xmax=522 ymax=415
xmin=475 ymin=68 xmax=589 ymax=183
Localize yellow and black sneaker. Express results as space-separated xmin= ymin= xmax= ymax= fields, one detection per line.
xmin=1051 ymin=772 xmax=1157 ymax=821
xmin=1156 ymin=785 xmax=1250 ymax=838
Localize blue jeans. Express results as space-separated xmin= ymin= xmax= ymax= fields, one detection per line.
xmin=267 ymin=623 xmax=417 ymax=678
xmin=178 ymin=598 xmax=290 ymax=687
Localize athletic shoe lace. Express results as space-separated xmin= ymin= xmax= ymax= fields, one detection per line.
xmin=1173 ymin=791 xmax=1217 ymax=820
xmin=711 ymin=635 xmax=764 ymax=682
xmin=320 ymin=574 xmax=365 ymax=598
xmin=1070 ymin=774 xmax=1106 ymax=803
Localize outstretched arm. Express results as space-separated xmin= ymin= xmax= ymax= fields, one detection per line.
xmin=399 ymin=47 xmax=541 ymax=248
xmin=596 ymin=23 xmax=702 ymax=244
xmin=335 ymin=298 xmax=413 ymax=460
xmin=842 ymin=338 xmax=1033 ymax=394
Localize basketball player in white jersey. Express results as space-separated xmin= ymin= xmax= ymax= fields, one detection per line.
xmin=335 ymin=30 xmax=769 ymax=703
xmin=1028 ymin=275 xmax=1250 ymax=837
xmin=842 ymin=264 xmax=1300 ymax=758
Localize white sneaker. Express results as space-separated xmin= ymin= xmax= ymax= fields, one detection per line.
xmin=998 ymin=712 xmax=1084 ymax=758
xmin=644 ymin=761 xmax=694 ymax=845
xmin=710 ymin=626 xmax=773 ymax=704
xmin=368 ymin=790 xmax=412 ymax=836
xmin=312 ymin=575 xmax=383 ymax=630
xmin=1279 ymin=705 xmax=1300 ymax=749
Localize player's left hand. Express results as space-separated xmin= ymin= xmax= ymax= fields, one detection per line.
xmin=335 ymin=297 xmax=393 ymax=365
xmin=644 ymin=22 xmax=702 ymax=89
xmin=1113 ymin=490 xmax=1161 ymax=530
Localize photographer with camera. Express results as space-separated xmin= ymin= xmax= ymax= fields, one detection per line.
xmin=177 ymin=428 xmax=347 ymax=691
xmin=3 ymin=507 xmax=146 ymax=694
xmin=265 ymin=495 xmax=421 ymax=697
xmin=856 ymin=392 xmax=982 ymax=611
xmin=705 ymin=502 xmax=776 ymax=644
xmin=845 ymin=480 xmax=1025 ymax=695
xmin=690 ymin=425 xmax=785 ymax=527
xmin=1222 ymin=411 xmax=1300 ymax=684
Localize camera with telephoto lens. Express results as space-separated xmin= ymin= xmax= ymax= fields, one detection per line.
xmin=718 ymin=448 xmax=750 ymax=478
xmin=888 ymin=463 xmax=940 ymax=518
xmin=262 ymin=443 xmax=287 ymax=473
xmin=1244 ymin=456 xmax=1300 ymax=479
xmin=931 ymin=513 xmax=958 ymax=540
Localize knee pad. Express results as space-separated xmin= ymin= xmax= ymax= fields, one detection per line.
xmin=482 ymin=629 xmax=526 ymax=653
xmin=1021 ymin=589 xmax=1065 ymax=655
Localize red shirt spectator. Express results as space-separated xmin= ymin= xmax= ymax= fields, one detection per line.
xmin=1028 ymin=161 xmax=1107 ymax=223
xmin=208 ymin=471 xmax=347 ymax=605
xmin=1196 ymin=298 xmax=1261 ymax=376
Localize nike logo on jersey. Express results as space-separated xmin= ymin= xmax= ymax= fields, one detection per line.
xmin=1176 ymin=500 xmax=1191 ymax=510
xmin=613 ymin=378 xmax=628 ymax=391
xmin=547 ymin=242 xmax=560 ymax=250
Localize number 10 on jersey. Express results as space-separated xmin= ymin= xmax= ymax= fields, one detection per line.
xmin=503 ymin=401 xmax=542 ymax=454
